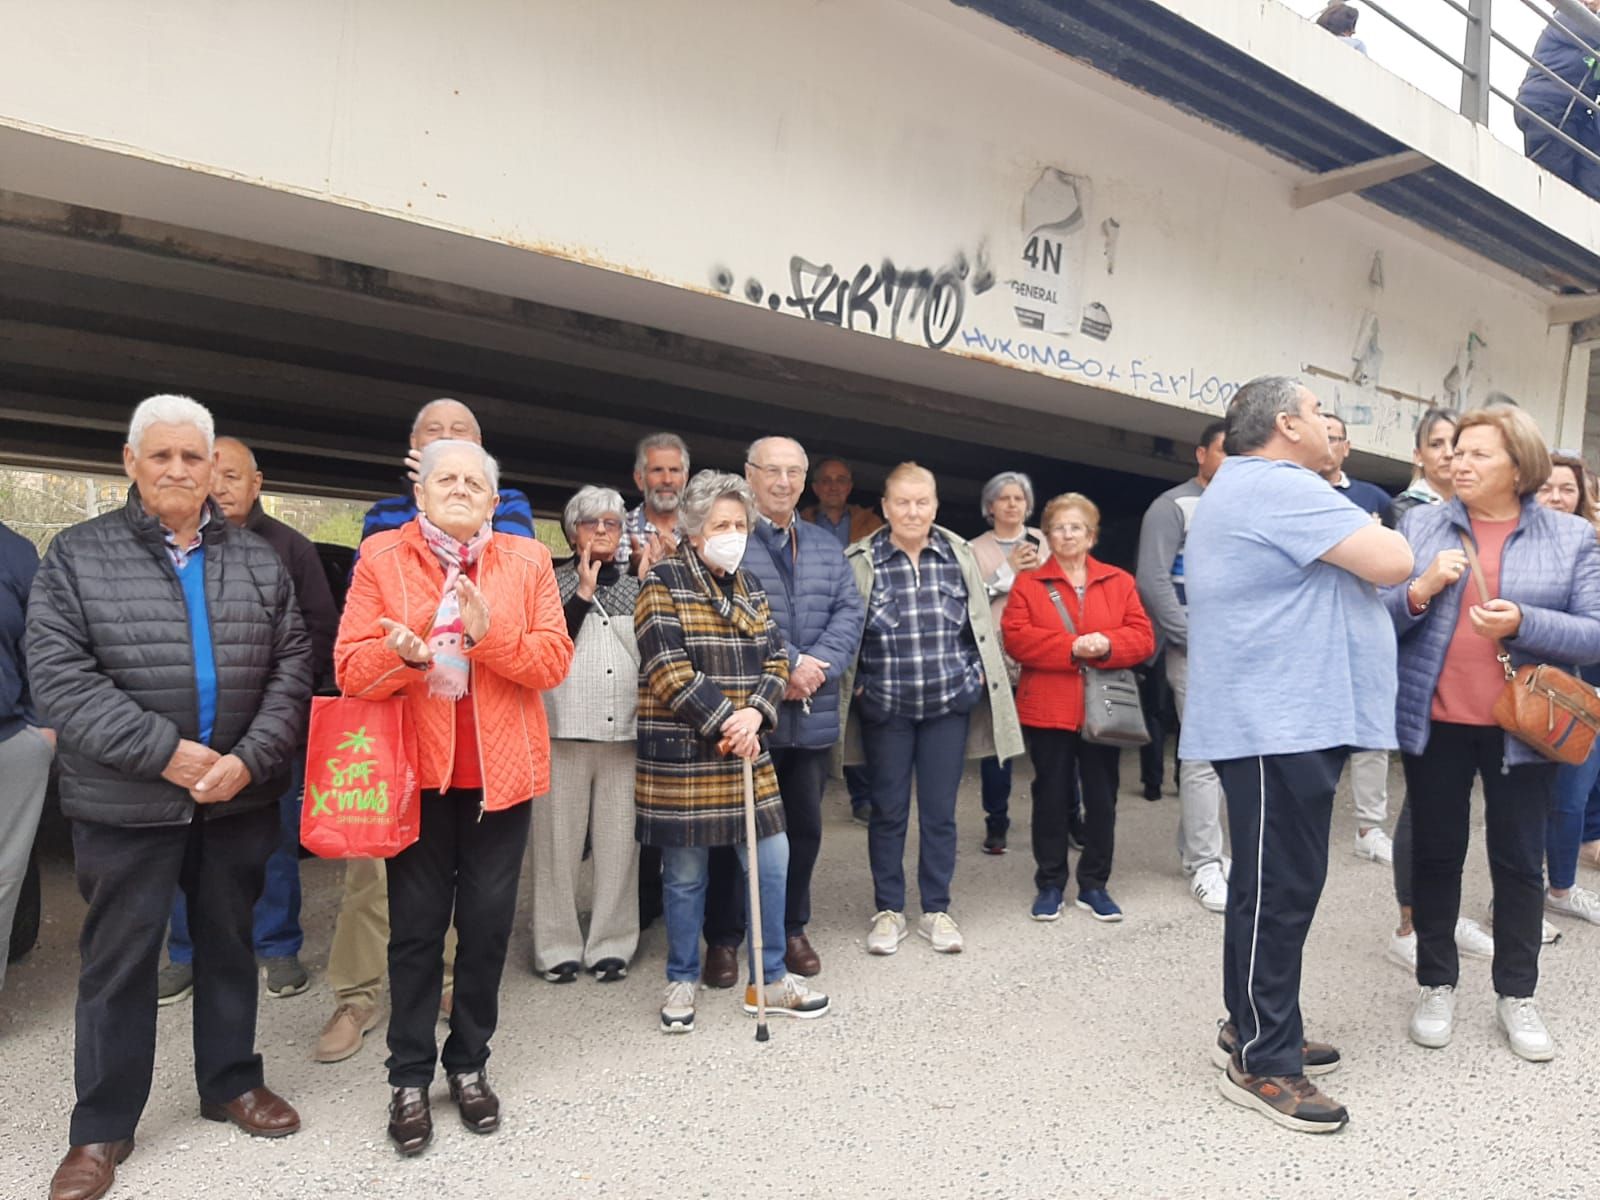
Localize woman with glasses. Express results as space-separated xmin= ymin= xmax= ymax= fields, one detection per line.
xmin=1002 ymin=493 xmax=1153 ymax=922
xmin=529 ymin=487 xmax=643 ymax=985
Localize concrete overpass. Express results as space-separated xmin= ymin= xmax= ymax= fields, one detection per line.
xmin=1 ymin=0 xmax=1596 ymax=539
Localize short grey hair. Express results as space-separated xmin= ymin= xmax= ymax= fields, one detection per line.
xmin=562 ymin=485 xmax=626 ymax=541
xmin=214 ymin=435 xmax=258 ymax=472
xmin=634 ymin=431 xmax=690 ymax=476
xmin=678 ymin=469 xmax=755 ymax=538
xmin=745 ymin=435 xmax=808 ymax=467
xmin=418 ymin=438 xmax=500 ymax=494
xmin=980 ymin=471 xmax=1035 ymax=523
xmin=1225 ymin=376 xmax=1308 ymax=455
xmin=128 ymin=393 xmax=215 ymax=454
xmin=411 ymin=398 xmax=480 ymax=439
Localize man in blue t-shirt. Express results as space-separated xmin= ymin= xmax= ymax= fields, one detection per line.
xmin=1183 ymin=377 xmax=1413 ymax=1135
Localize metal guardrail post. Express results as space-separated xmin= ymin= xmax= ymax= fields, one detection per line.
xmin=1461 ymin=0 xmax=1492 ymax=123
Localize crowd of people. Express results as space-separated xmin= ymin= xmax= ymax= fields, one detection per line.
xmin=5 ymin=378 xmax=1600 ymax=1196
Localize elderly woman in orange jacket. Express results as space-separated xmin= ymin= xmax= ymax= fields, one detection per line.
xmin=336 ymin=439 xmax=572 ymax=1156
xmin=1002 ymin=492 xmax=1153 ymax=924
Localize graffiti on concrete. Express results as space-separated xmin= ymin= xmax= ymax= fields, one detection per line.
xmin=711 ymin=245 xmax=994 ymax=350
xmin=958 ymin=326 xmax=1241 ymax=406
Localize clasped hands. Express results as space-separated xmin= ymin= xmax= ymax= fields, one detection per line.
xmin=784 ymin=653 xmax=830 ymax=701
xmin=162 ymin=739 xmax=251 ymax=805
xmin=378 ymin=577 xmax=491 ymax=665
xmin=720 ymin=707 xmax=763 ymax=761
xmin=1071 ymin=632 xmax=1111 ymax=660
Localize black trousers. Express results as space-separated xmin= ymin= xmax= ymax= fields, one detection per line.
xmin=1136 ymin=659 xmax=1169 ymax=791
xmin=386 ymin=790 xmax=530 ymax=1087
xmin=706 ymin=746 xmax=828 ymax=941
xmin=1216 ymin=748 xmax=1346 ymax=1079
xmin=69 ymin=804 xmax=278 ymax=1144
xmin=1028 ymin=727 xmax=1120 ymax=893
xmin=1403 ymin=722 xmax=1552 ymax=997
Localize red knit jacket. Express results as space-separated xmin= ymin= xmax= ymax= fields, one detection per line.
xmin=1001 ymin=555 xmax=1154 ymax=731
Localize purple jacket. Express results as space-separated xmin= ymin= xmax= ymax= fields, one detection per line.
xmin=1384 ymin=496 xmax=1600 ymax=765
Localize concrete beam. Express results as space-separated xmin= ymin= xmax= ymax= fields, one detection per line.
xmin=1290 ymin=152 xmax=1433 ymax=210
xmin=1549 ymin=294 xmax=1600 ymax=326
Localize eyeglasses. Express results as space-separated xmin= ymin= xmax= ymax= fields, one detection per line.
xmin=576 ymin=518 xmax=623 ymax=532
xmin=747 ymin=462 xmax=806 ymax=482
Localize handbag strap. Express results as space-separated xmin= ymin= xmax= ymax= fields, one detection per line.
xmin=1042 ymin=582 xmax=1078 ymax=635
xmin=1456 ymin=531 xmax=1516 ymax=682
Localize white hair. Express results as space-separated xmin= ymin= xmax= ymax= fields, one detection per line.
xmin=418 ymin=438 xmax=500 ymax=494
xmin=745 ymin=435 xmax=808 ymax=468
xmin=214 ymin=435 xmax=259 ymax=472
xmin=562 ymin=485 xmax=626 ymax=541
xmin=128 ymin=394 xmax=215 ymax=454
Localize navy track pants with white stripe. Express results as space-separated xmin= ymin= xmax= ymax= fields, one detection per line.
xmin=1216 ymin=748 xmax=1348 ymax=1079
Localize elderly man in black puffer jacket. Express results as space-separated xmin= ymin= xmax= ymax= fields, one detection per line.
xmin=28 ymin=394 xmax=312 ymax=1200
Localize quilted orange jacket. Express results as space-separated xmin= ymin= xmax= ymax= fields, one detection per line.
xmin=334 ymin=520 xmax=574 ymax=811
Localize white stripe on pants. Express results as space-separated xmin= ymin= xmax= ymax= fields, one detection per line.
xmin=530 ymin=740 xmax=640 ymax=972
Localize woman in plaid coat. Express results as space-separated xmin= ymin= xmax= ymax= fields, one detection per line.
xmin=636 ymin=470 xmax=830 ymax=1033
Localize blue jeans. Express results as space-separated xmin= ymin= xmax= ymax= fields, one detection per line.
xmin=169 ymin=760 xmax=304 ymax=963
xmin=1548 ymin=744 xmax=1600 ymax=891
xmin=1586 ymin=771 xmax=1600 ymax=844
xmin=861 ymin=708 xmax=970 ymax=914
xmin=845 ymin=765 xmax=873 ymax=815
xmin=661 ymin=833 xmax=789 ymax=985
xmin=979 ymin=756 xmax=1011 ymax=834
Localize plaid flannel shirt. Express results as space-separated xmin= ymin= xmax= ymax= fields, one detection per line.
xmin=857 ymin=528 xmax=982 ymax=721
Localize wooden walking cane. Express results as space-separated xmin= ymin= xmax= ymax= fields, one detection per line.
xmin=741 ymin=753 xmax=770 ymax=1041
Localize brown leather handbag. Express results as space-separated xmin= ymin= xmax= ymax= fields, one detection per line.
xmin=1459 ymin=534 xmax=1600 ymax=766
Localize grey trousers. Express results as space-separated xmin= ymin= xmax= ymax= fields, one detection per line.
xmin=1349 ymin=749 xmax=1390 ymax=828
xmin=0 ymin=726 xmax=53 ymax=989
xmin=1166 ymin=647 xmax=1226 ymax=873
xmin=530 ymin=740 xmax=640 ymax=972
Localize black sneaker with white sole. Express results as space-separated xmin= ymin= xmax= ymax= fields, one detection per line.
xmin=1217 ymin=1054 xmax=1348 ymax=1134
xmin=1210 ymin=1020 xmax=1340 ymax=1076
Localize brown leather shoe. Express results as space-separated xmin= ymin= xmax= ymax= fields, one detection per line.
xmin=702 ymin=943 xmax=739 ymax=989
xmin=200 ymin=1086 xmax=301 ymax=1138
xmin=784 ymin=933 xmax=821 ymax=977
xmin=50 ymin=1141 xmax=132 ymax=1200
xmin=447 ymin=1070 xmax=501 ymax=1133
xmin=388 ymin=1086 xmax=432 ymax=1156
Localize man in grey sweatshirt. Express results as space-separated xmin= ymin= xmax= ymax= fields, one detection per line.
xmin=1136 ymin=421 xmax=1230 ymax=913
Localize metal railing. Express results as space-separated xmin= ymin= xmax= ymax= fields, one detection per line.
xmin=1344 ymin=0 xmax=1600 ymax=173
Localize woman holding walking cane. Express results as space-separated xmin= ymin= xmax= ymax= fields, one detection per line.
xmin=635 ymin=470 xmax=830 ymax=1034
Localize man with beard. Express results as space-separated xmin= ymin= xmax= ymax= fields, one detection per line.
xmin=625 ymin=433 xmax=689 ymax=578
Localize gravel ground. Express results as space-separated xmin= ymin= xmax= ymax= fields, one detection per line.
xmin=3 ymin=754 xmax=1597 ymax=1200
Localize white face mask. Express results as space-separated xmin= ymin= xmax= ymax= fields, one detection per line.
xmin=701 ymin=531 xmax=747 ymax=573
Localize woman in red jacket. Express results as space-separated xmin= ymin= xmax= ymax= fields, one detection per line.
xmin=1002 ymin=493 xmax=1154 ymax=923
xmin=337 ymin=439 xmax=573 ymax=1155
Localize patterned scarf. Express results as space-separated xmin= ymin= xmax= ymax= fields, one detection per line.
xmin=418 ymin=514 xmax=492 ymax=700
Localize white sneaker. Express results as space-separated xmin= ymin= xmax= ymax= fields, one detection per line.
xmin=1496 ymin=995 xmax=1555 ymax=1061
xmin=1353 ymin=826 xmax=1394 ymax=865
xmin=659 ymin=980 xmax=697 ymax=1034
xmin=745 ymin=973 xmax=830 ymax=1019
xmin=866 ymin=910 xmax=908 ymax=956
xmin=1455 ymin=918 xmax=1494 ymax=959
xmin=1545 ymin=886 xmax=1600 ymax=926
xmin=1191 ymin=862 xmax=1227 ymax=914
xmin=917 ymin=911 xmax=964 ymax=953
xmin=1385 ymin=930 xmax=1417 ymax=971
xmin=1408 ymin=985 xmax=1456 ymax=1049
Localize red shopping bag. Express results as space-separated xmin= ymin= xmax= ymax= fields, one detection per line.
xmin=300 ymin=695 xmax=420 ymax=858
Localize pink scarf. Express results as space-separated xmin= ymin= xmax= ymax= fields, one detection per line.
xmin=418 ymin=514 xmax=491 ymax=700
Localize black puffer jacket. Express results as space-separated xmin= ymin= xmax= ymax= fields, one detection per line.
xmin=27 ymin=490 xmax=312 ymax=826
